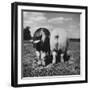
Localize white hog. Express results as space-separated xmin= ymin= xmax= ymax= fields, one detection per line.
xmin=50 ymin=28 xmax=69 ymax=64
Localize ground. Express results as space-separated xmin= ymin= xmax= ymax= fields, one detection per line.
xmin=22 ymin=39 xmax=80 ymax=77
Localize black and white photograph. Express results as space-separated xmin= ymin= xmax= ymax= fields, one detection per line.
xmin=22 ymin=11 xmax=80 ymax=77
xmin=11 ymin=2 xmax=88 ymax=87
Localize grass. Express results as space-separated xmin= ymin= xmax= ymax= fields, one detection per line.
xmin=22 ymin=40 xmax=80 ymax=77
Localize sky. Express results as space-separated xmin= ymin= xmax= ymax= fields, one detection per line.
xmin=23 ymin=11 xmax=80 ymax=39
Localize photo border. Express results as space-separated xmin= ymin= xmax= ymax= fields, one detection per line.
xmin=11 ymin=2 xmax=88 ymax=87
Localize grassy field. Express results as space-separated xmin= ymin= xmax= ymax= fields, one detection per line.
xmin=22 ymin=39 xmax=80 ymax=77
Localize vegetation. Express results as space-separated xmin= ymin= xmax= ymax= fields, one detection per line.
xmin=22 ymin=40 xmax=80 ymax=77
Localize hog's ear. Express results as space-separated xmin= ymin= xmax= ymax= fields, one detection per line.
xmin=33 ymin=40 xmax=40 ymax=44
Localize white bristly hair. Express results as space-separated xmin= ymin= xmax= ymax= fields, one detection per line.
xmin=50 ymin=28 xmax=68 ymax=63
